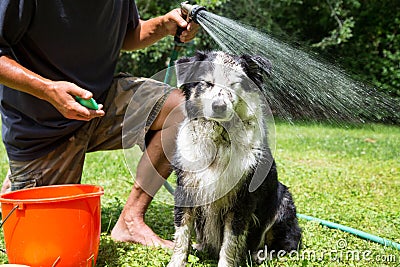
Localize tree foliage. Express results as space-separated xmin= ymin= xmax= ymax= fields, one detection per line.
xmin=117 ymin=0 xmax=399 ymax=97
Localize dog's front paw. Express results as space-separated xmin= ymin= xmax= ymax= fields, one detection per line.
xmin=217 ymin=258 xmax=232 ymax=267
xmin=167 ymin=258 xmax=187 ymax=267
xmin=168 ymin=252 xmax=188 ymax=267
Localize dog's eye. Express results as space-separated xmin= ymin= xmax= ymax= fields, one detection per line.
xmin=230 ymin=82 xmax=242 ymax=90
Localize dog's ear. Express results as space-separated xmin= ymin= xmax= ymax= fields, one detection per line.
xmin=241 ymin=54 xmax=272 ymax=87
xmin=175 ymin=56 xmax=194 ymax=87
xmin=175 ymin=51 xmax=208 ymax=87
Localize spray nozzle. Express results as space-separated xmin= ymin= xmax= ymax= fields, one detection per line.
xmin=174 ymin=1 xmax=206 ymax=43
xmin=180 ymin=1 xmax=207 ymax=24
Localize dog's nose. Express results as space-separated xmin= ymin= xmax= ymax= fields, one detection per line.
xmin=212 ymin=100 xmax=227 ymax=114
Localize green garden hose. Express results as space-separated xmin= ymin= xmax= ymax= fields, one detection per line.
xmin=297 ymin=213 xmax=400 ymax=250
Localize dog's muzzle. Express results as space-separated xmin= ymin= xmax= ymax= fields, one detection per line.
xmin=212 ymin=99 xmax=227 ymax=114
xmin=208 ymin=98 xmax=234 ymax=121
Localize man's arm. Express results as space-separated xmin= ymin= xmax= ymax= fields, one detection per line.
xmin=0 ymin=55 xmax=105 ymax=121
xmin=122 ymin=8 xmax=199 ymax=51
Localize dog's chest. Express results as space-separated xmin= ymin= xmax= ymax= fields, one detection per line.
xmin=175 ymin=119 xmax=263 ymax=199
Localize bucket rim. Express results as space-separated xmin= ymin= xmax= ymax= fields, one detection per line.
xmin=0 ymin=184 xmax=104 ymax=204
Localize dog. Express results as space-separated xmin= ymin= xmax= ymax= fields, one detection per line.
xmin=168 ymin=51 xmax=301 ymax=267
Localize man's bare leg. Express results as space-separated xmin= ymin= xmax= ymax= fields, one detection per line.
xmin=111 ymin=90 xmax=183 ymax=248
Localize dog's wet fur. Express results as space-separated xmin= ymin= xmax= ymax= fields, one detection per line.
xmin=168 ymin=51 xmax=301 ymax=267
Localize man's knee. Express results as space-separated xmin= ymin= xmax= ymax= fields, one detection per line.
xmin=150 ymin=89 xmax=185 ymax=131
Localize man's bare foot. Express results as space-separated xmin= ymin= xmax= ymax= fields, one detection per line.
xmin=111 ymin=215 xmax=174 ymax=249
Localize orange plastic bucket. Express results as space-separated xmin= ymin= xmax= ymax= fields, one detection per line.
xmin=0 ymin=184 xmax=104 ymax=267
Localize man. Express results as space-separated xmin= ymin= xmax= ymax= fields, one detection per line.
xmin=0 ymin=0 xmax=198 ymax=248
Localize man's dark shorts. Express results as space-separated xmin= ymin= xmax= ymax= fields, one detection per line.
xmin=7 ymin=73 xmax=173 ymax=191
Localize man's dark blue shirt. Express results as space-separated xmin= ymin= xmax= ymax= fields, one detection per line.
xmin=0 ymin=0 xmax=139 ymax=161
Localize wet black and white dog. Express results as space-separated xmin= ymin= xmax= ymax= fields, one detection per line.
xmin=168 ymin=51 xmax=301 ymax=267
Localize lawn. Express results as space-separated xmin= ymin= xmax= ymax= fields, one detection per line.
xmin=0 ymin=120 xmax=399 ymax=266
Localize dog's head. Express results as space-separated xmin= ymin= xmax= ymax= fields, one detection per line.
xmin=176 ymin=51 xmax=271 ymax=122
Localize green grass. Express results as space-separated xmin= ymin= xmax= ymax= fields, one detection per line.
xmin=0 ymin=121 xmax=399 ymax=266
